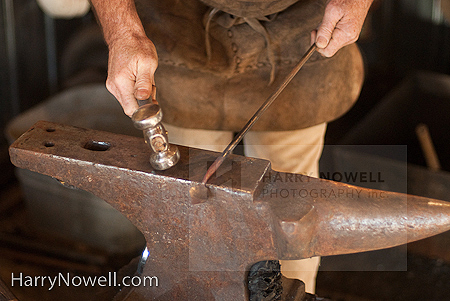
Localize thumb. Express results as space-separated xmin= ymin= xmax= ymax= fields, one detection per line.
xmin=134 ymin=65 xmax=154 ymax=101
xmin=315 ymin=10 xmax=340 ymax=49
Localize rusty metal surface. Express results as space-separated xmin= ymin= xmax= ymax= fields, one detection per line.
xmin=9 ymin=121 xmax=450 ymax=300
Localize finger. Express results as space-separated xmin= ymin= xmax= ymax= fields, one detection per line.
xmin=317 ymin=27 xmax=356 ymax=57
xmin=106 ymin=76 xmax=139 ymax=117
xmin=315 ymin=5 xmax=341 ymax=49
xmin=120 ymin=91 xmax=140 ymax=117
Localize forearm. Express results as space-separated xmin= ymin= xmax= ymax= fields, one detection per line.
xmin=89 ymin=0 xmax=157 ymax=117
xmin=90 ymin=0 xmax=147 ymax=47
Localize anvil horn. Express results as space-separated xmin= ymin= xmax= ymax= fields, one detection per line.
xmin=9 ymin=121 xmax=450 ymax=300
xmin=263 ymin=175 xmax=450 ymax=259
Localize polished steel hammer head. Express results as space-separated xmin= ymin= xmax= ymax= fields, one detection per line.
xmin=132 ymin=104 xmax=180 ymax=170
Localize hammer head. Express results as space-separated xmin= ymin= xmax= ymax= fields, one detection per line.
xmin=132 ymin=104 xmax=180 ymax=170
xmin=151 ymin=144 xmax=180 ymax=170
xmin=132 ymin=104 xmax=162 ymax=130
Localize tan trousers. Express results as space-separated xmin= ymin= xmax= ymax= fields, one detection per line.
xmin=165 ymin=122 xmax=327 ymax=294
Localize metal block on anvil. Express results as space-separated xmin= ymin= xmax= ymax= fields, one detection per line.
xmin=9 ymin=120 xmax=450 ymax=300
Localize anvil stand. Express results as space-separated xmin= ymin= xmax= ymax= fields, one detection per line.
xmin=9 ymin=121 xmax=450 ymax=300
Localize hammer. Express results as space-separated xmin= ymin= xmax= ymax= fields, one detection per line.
xmin=131 ymin=89 xmax=180 ymax=170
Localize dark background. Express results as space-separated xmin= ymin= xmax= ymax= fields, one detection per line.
xmin=2 ymin=0 xmax=450 ymax=300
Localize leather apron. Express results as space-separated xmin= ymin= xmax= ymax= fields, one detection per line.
xmin=135 ymin=0 xmax=364 ymax=131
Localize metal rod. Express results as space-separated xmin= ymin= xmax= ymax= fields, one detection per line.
xmin=202 ymin=44 xmax=317 ymax=184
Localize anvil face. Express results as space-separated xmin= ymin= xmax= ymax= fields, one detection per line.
xmin=9 ymin=121 xmax=450 ymax=300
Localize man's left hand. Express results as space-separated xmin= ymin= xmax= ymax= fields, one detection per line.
xmin=312 ymin=0 xmax=373 ymax=57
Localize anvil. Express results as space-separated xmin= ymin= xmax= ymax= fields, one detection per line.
xmin=9 ymin=121 xmax=450 ymax=300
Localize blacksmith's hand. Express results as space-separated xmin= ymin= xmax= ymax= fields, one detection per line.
xmin=106 ymin=35 xmax=158 ymax=117
xmin=311 ymin=0 xmax=373 ymax=57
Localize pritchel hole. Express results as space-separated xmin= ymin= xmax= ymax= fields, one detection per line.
xmin=44 ymin=142 xmax=55 ymax=147
xmin=46 ymin=128 xmax=55 ymax=132
xmin=84 ymin=140 xmax=111 ymax=151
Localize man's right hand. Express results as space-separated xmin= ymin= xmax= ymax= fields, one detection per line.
xmin=90 ymin=0 xmax=158 ymax=117
xmin=106 ymin=35 xmax=158 ymax=116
